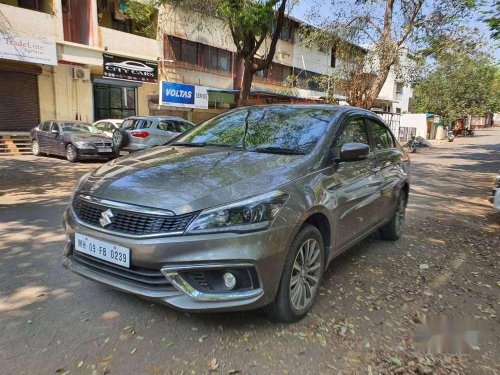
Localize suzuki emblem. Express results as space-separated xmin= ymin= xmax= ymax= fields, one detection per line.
xmin=99 ymin=209 xmax=115 ymax=227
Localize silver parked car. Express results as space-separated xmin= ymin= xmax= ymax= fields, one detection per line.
xmin=115 ymin=116 xmax=195 ymax=151
xmin=63 ymin=105 xmax=410 ymax=322
xmin=93 ymin=119 xmax=123 ymax=138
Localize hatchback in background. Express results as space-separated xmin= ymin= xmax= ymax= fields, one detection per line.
xmin=93 ymin=119 xmax=123 ymax=144
xmin=31 ymin=121 xmax=118 ymax=162
xmin=114 ymin=116 xmax=195 ymax=151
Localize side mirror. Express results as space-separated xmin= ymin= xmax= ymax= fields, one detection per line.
xmin=339 ymin=142 xmax=370 ymax=162
xmin=51 ymin=129 xmax=59 ymax=135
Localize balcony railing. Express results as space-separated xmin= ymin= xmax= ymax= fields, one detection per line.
xmin=0 ymin=3 xmax=59 ymax=41
xmin=98 ymin=26 xmax=161 ymax=60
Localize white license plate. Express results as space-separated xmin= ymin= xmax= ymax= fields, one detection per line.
xmin=75 ymin=233 xmax=130 ymax=268
xmin=97 ymin=147 xmax=113 ymax=153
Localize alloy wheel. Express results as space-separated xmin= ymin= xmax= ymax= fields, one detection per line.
xmin=113 ymin=131 xmax=122 ymax=148
xmin=289 ymin=238 xmax=322 ymax=312
xmin=66 ymin=145 xmax=76 ymax=161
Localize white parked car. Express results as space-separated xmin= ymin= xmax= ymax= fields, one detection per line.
xmin=93 ymin=119 xmax=123 ymax=144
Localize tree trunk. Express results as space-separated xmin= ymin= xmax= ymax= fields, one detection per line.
xmin=238 ymin=59 xmax=254 ymax=106
xmin=356 ymin=64 xmax=392 ymax=109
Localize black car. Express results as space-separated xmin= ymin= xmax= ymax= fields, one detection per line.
xmin=30 ymin=121 xmax=118 ymax=162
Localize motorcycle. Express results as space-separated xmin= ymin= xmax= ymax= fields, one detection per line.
xmin=407 ymin=135 xmax=420 ymax=153
xmin=464 ymin=128 xmax=475 ymax=137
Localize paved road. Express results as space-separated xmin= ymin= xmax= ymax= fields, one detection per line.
xmin=1 ymin=130 xmax=499 ymax=375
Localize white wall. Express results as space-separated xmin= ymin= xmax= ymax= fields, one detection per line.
xmin=401 ymin=113 xmax=427 ymax=138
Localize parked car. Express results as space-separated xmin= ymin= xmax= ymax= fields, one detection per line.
xmin=93 ymin=119 xmax=123 ymax=145
xmin=63 ymin=105 xmax=410 ymax=322
xmin=113 ymin=116 xmax=195 ymax=151
xmin=31 ymin=121 xmax=118 ymax=162
xmin=489 ymin=172 xmax=500 ymax=210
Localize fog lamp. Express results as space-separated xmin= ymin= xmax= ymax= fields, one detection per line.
xmin=223 ymin=272 xmax=237 ymax=289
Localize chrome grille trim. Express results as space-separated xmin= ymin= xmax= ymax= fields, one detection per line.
xmin=71 ymin=195 xmax=198 ymax=238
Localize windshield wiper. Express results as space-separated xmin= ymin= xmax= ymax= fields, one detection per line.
xmin=171 ymin=142 xmax=207 ymax=147
xmin=250 ymin=146 xmax=306 ymax=155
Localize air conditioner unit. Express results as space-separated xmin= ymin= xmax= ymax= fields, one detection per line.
xmin=72 ymin=67 xmax=90 ymax=81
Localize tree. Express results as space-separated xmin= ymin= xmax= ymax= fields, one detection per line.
xmin=125 ymin=0 xmax=289 ymax=106
xmin=411 ymin=52 xmax=499 ymax=124
xmin=302 ymin=0 xmax=478 ymax=109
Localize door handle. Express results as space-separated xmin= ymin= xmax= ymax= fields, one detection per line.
xmin=372 ymin=166 xmax=381 ymax=173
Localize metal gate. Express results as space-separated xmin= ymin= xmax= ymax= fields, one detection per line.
xmin=0 ymin=71 xmax=40 ymax=132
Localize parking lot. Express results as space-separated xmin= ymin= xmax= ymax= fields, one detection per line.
xmin=1 ymin=129 xmax=499 ymax=374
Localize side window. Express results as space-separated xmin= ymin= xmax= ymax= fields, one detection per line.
xmin=40 ymin=122 xmax=51 ymax=131
xmin=368 ymin=120 xmax=395 ymax=150
xmin=157 ymin=120 xmax=177 ymax=132
xmin=94 ymin=122 xmax=106 ymax=131
xmin=176 ymin=121 xmax=194 ymax=133
xmin=336 ymin=118 xmax=370 ymax=148
xmin=50 ymin=122 xmax=59 ymax=132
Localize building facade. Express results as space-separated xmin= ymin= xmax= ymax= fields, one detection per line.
xmin=0 ymin=0 xmax=412 ymax=132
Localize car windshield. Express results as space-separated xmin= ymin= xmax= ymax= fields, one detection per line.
xmin=61 ymin=123 xmax=101 ymax=134
xmin=173 ymin=107 xmax=336 ymax=154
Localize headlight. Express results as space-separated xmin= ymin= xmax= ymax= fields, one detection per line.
xmin=186 ymin=191 xmax=289 ymax=234
xmin=71 ymin=171 xmax=91 ymax=201
xmin=74 ymin=141 xmax=93 ymax=148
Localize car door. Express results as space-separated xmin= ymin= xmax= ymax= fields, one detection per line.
xmin=328 ymin=116 xmax=384 ymax=251
xmin=37 ymin=121 xmax=51 ymax=152
xmin=366 ymin=118 xmax=404 ymax=222
xmin=156 ymin=120 xmax=179 ymax=144
xmin=46 ymin=122 xmax=62 ymax=155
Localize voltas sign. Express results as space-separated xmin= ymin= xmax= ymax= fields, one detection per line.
xmin=160 ymin=81 xmax=208 ymax=109
xmin=103 ymin=53 xmax=158 ymax=83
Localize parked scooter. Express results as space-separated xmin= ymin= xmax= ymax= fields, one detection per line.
xmin=447 ymin=130 xmax=455 ymax=142
xmin=407 ymin=135 xmax=420 ymax=153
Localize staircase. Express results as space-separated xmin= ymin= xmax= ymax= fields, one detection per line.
xmin=0 ymin=133 xmax=32 ymax=156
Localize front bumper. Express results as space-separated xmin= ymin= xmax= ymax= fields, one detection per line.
xmin=77 ymin=147 xmax=117 ymax=158
xmin=62 ymin=209 xmax=294 ymax=312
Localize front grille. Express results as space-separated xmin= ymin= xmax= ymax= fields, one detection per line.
xmin=72 ymin=251 xmax=174 ymax=291
xmin=94 ymin=141 xmax=113 ymax=147
xmin=72 ymin=196 xmax=198 ymax=236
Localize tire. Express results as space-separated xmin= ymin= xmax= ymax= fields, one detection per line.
xmin=32 ymin=140 xmax=41 ymax=156
xmin=265 ymin=224 xmax=325 ymax=323
xmin=112 ymin=128 xmax=129 ymax=149
xmin=379 ymin=190 xmax=407 ymax=241
xmin=66 ymin=144 xmax=78 ymax=163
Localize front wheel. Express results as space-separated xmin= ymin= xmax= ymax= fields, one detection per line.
xmin=265 ymin=224 xmax=325 ymax=322
xmin=32 ymin=140 xmax=41 ymax=156
xmin=66 ymin=144 xmax=78 ymax=163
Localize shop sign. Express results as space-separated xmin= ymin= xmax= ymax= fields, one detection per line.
xmin=160 ymin=81 xmax=208 ymax=109
xmin=0 ymin=33 xmax=57 ymax=66
xmin=103 ymin=53 xmax=158 ymax=83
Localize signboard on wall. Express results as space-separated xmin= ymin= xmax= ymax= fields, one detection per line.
xmin=103 ymin=53 xmax=158 ymax=83
xmin=0 ymin=33 xmax=57 ymax=66
xmin=160 ymin=81 xmax=209 ymax=109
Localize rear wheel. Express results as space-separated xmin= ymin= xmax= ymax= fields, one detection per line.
xmin=379 ymin=190 xmax=407 ymax=241
xmin=112 ymin=129 xmax=129 ymax=149
xmin=265 ymin=224 xmax=325 ymax=322
xmin=32 ymin=140 xmax=40 ymax=156
xmin=66 ymin=144 xmax=78 ymax=163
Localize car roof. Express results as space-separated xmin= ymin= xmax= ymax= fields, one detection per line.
xmin=43 ymin=120 xmax=93 ymax=125
xmin=95 ymin=119 xmax=123 ymax=123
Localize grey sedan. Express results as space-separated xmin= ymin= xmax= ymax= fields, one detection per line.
xmin=63 ymin=105 xmax=410 ymax=322
xmin=31 ymin=121 xmax=118 ymax=162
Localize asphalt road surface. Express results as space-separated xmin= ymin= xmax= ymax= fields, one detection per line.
xmin=1 ymin=129 xmax=499 ymax=375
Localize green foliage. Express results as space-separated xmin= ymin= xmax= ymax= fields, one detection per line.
xmin=412 ymin=53 xmax=499 ymax=123
xmin=123 ymin=0 xmax=158 ymax=38
xmin=482 ymin=0 xmax=500 ymax=40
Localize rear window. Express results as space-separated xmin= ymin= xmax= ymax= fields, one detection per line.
xmin=122 ymin=119 xmax=152 ymax=130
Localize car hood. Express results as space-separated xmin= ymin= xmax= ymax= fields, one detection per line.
xmin=68 ymin=133 xmax=111 ymax=143
xmin=79 ymin=146 xmax=308 ymax=214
